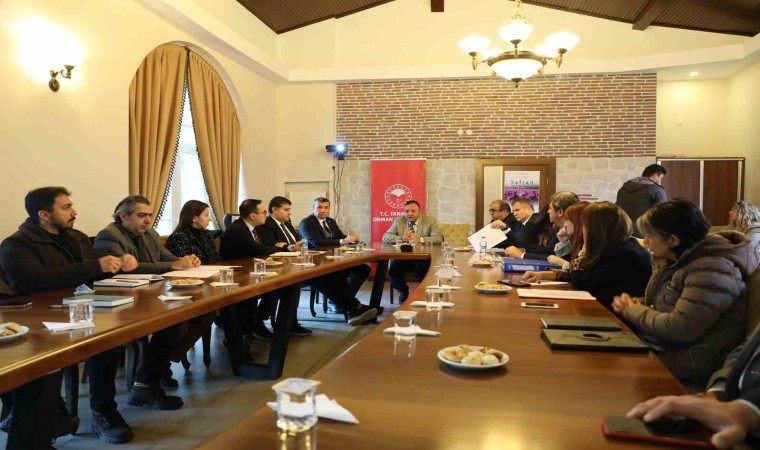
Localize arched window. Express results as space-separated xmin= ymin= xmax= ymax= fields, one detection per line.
xmin=128 ymin=43 xmax=241 ymax=234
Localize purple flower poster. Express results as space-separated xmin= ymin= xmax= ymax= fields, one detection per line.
xmin=504 ymin=171 xmax=540 ymax=210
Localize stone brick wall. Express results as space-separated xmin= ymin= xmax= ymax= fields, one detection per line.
xmin=336 ymin=73 xmax=656 ymax=159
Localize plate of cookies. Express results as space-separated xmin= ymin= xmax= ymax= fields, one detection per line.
xmin=265 ymin=257 xmax=283 ymax=267
xmin=166 ymin=278 xmax=204 ymax=288
xmin=437 ymin=345 xmax=509 ymax=370
xmin=0 ymin=322 xmax=29 ymax=342
xmin=469 ymin=259 xmax=494 ymax=268
xmin=474 ymin=281 xmax=512 ymax=294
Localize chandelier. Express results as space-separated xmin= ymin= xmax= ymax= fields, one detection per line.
xmin=458 ymin=0 xmax=579 ymax=86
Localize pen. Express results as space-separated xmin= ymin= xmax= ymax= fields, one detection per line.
xmin=49 ymin=305 xmax=68 ymax=309
xmin=109 ymin=279 xmax=141 ymax=284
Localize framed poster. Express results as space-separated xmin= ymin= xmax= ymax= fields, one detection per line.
xmin=504 ymin=170 xmax=541 ymax=211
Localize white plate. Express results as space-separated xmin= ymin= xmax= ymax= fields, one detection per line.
xmin=265 ymin=261 xmax=283 ymax=266
xmin=474 ymin=284 xmax=512 ymax=294
xmin=0 ymin=325 xmax=30 ymax=342
xmin=167 ymin=280 xmax=204 ymax=288
xmin=437 ymin=346 xmax=509 ymax=370
xmin=454 ymin=247 xmax=472 ymax=252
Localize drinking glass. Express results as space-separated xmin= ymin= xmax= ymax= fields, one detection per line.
xmin=220 ymin=268 xmax=235 ymax=283
xmin=392 ymin=311 xmax=417 ymax=341
xmin=426 ymin=288 xmax=448 ymax=311
xmin=272 ymin=378 xmax=320 ymax=433
xmin=68 ymin=298 xmax=94 ymax=324
xmin=438 ymin=263 xmax=454 ymax=284
xmin=252 ymin=258 xmax=267 ymax=275
xmin=303 ymin=253 xmax=313 ymax=265
xmin=332 ymin=248 xmax=342 ymax=258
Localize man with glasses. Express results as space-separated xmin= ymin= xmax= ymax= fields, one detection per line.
xmin=95 ymin=195 xmax=200 ymax=411
xmin=487 ymin=199 xmax=518 ymax=249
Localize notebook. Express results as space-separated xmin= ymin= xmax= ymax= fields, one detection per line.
xmin=541 ymin=329 xmax=649 ymax=352
xmin=114 ymin=274 xmax=163 ymax=281
xmin=93 ymin=278 xmax=149 ymax=288
xmin=502 ymin=258 xmax=561 ymax=272
xmin=518 ymin=288 xmax=596 ymax=301
xmin=63 ymin=295 xmax=134 ymax=308
xmin=541 ymin=316 xmax=622 ymax=331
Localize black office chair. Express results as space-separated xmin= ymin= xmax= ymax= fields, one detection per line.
xmin=222 ymin=213 xmax=239 ymax=230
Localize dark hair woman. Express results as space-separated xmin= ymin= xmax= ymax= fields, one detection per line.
xmin=163 ymin=200 xmax=220 ymax=386
xmin=613 ymin=199 xmax=759 ymax=388
xmin=523 ymin=201 xmax=651 ymax=311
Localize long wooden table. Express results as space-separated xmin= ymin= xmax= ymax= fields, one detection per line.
xmin=199 ymin=248 xmax=687 ymax=449
xmin=0 ymin=244 xmax=429 ymax=393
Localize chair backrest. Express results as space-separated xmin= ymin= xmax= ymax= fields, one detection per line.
xmin=746 ymin=267 xmax=760 ymax=337
xmin=438 ymin=223 xmax=470 ymax=245
xmin=223 ymin=213 xmax=240 ymax=230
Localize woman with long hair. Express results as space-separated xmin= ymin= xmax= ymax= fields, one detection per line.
xmin=614 ymin=199 xmax=759 ymax=388
xmin=727 ymin=200 xmax=760 ymax=249
xmin=164 ymin=200 xmax=220 ymax=386
xmin=523 ymin=201 xmax=651 ymax=311
xmin=547 ymin=201 xmax=589 ymax=268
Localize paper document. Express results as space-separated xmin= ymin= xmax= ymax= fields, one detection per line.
xmin=467 ymin=225 xmax=509 ymax=250
xmin=517 ymin=288 xmax=595 ymax=301
xmin=270 ymin=252 xmax=301 ymax=257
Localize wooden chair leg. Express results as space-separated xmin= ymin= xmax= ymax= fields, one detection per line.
xmin=202 ymin=327 xmax=212 ymax=368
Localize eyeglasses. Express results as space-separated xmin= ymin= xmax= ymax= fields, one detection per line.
xmin=254 ymin=211 xmax=267 ymax=215
xmin=488 ymin=209 xmax=503 ymax=213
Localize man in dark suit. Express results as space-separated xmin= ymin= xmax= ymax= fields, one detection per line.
xmin=259 ymin=196 xmax=378 ymax=327
xmin=299 ymin=197 xmax=370 ymax=311
xmin=503 ymin=198 xmax=537 ymax=252
xmin=488 ymin=199 xmax=518 ymax=249
xmin=506 ymin=192 xmax=579 ymax=260
xmin=220 ymin=198 xmax=285 ymax=341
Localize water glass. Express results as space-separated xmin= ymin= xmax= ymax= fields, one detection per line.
xmin=332 ymin=248 xmax=342 ymax=258
xmin=392 ymin=310 xmax=417 ymax=341
xmin=302 ymin=253 xmax=313 ymax=265
xmin=426 ymin=288 xmax=448 ymax=311
xmin=68 ymin=298 xmax=94 ymax=324
xmin=272 ymin=378 xmax=320 ymax=433
xmin=443 ymin=250 xmax=455 ymax=267
xmin=355 ymin=242 xmax=364 ymax=252
xmin=438 ymin=263 xmax=454 ymax=283
xmin=252 ymin=258 xmax=267 ymax=275
xmin=220 ymin=268 xmax=235 ymax=283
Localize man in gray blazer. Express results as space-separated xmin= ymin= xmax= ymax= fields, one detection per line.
xmin=95 ymin=195 xmax=200 ymax=412
xmin=382 ymin=200 xmax=441 ymax=302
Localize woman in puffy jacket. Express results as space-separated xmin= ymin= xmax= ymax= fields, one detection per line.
xmin=614 ymin=199 xmax=760 ymax=389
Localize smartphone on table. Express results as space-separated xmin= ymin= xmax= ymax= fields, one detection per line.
xmin=0 ymin=301 xmax=33 ymax=309
xmin=520 ymin=302 xmax=558 ymax=309
xmin=498 ymin=279 xmax=531 ymax=287
xmin=602 ymin=416 xmax=713 ymax=448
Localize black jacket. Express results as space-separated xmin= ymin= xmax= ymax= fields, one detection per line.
xmin=220 ymin=218 xmax=280 ymax=259
xmin=616 ymin=177 xmax=667 ymax=237
xmin=299 ymin=214 xmax=346 ymax=248
xmin=256 ymin=216 xmax=300 ymax=247
xmin=570 ymin=237 xmax=652 ymax=311
xmin=0 ymin=218 xmax=104 ymax=295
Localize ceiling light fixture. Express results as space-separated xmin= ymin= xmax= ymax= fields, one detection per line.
xmin=458 ymin=0 xmax=579 ymax=86
xmin=688 ymin=71 xmax=699 ymax=77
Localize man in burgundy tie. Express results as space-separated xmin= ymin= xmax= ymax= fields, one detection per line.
xmin=298 ymin=197 xmax=370 ymax=313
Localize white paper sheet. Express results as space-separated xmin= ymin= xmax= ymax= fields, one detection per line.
xmin=467 ymin=224 xmax=509 ymax=250
xmin=517 ymin=288 xmax=595 ymax=300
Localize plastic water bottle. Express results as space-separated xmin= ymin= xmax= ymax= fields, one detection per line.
xmin=301 ymin=240 xmax=309 ymax=258
xmin=479 ymin=235 xmax=487 ymax=259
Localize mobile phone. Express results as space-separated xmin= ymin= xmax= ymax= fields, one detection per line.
xmin=520 ymin=302 xmax=558 ymax=309
xmin=0 ymin=301 xmax=33 ymax=309
xmin=602 ymin=416 xmax=713 ymax=448
xmin=498 ymin=279 xmax=531 ymax=287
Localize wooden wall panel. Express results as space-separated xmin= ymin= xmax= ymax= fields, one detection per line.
xmin=659 ymin=160 xmax=700 ymax=206
xmin=703 ymin=160 xmax=739 ymax=226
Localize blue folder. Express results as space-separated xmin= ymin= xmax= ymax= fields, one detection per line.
xmin=502 ymin=258 xmax=561 ymax=272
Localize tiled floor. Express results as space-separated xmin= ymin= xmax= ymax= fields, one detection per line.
xmin=0 ymin=286 xmax=406 ymax=449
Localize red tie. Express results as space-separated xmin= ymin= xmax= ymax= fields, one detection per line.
xmin=252 ymin=229 xmax=261 ymax=244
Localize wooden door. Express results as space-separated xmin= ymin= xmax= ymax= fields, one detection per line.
xmin=476 ymin=158 xmax=556 ymax=229
xmin=703 ymin=160 xmax=740 ymax=226
xmin=659 ymin=160 xmax=700 ymax=206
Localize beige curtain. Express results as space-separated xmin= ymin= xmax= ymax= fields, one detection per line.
xmin=186 ymin=51 xmax=241 ymax=229
xmin=128 ymin=44 xmax=187 ymax=223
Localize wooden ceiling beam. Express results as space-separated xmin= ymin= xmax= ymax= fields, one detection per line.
xmin=431 ymin=0 xmax=444 ymax=13
xmin=633 ymin=0 xmax=674 ymax=31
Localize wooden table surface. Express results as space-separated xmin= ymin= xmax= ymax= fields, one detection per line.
xmin=199 ymin=249 xmax=686 ymax=450
xmin=0 ymin=244 xmax=428 ymax=393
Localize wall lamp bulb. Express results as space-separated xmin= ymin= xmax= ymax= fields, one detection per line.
xmin=49 ymin=65 xmax=75 ymax=92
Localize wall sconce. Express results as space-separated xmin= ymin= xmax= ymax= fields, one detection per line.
xmin=325 ymin=144 xmax=348 ymax=160
xmin=49 ymin=65 xmax=74 ymax=92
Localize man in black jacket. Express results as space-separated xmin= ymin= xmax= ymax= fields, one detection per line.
xmin=0 ymin=187 xmax=138 ymax=445
xmin=220 ymin=198 xmax=286 ymax=341
xmin=506 ymin=192 xmax=579 ymax=260
xmin=259 ymin=197 xmax=378 ymax=327
xmin=488 ymin=199 xmax=518 ymax=249
xmin=299 ymin=197 xmax=370 ymax=309
xmin=616 ymin=164 xmax=667 ymax=237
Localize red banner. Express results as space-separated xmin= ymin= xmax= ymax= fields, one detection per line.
xmin=370 ymin=159 xmax=426 ymax=243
